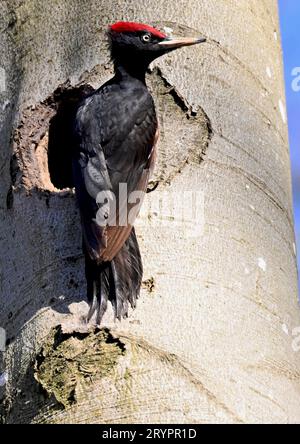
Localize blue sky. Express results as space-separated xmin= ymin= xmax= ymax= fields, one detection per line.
xmin=278 ymin=0 xmax=300 ymax=288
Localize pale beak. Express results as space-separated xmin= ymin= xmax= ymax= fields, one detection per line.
xmin=158 ymin=36 xmax=206 ymax=49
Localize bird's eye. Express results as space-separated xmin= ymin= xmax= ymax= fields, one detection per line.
xmin=141 ymin=33 xmax=151 ymax=43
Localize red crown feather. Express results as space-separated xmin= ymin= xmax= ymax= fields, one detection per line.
xmin=110 ymin=22 xmax=167 ymax=39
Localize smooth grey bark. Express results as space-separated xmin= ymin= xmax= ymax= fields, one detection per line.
xmin=0 ymin=0 xmax=299 ymax=423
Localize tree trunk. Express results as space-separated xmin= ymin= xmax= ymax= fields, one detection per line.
xmin=1 ymin=0 xmax=299 ymax=424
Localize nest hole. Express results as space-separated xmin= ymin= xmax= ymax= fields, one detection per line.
xmin=47 ymin=84 xmax=94 ymax=189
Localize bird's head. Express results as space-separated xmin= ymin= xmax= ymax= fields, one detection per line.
xmin=108 ymin=21 xmax=206 ymax=75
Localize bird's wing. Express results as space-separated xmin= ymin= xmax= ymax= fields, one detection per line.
xmin=73 ymin=90 xmax=158 ymax=263
xmin=104 ymin=132 xmax=158 ymax=262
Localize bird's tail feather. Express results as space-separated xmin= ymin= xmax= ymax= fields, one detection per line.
xmin=85 ymin=228 xmax=143 ymax=324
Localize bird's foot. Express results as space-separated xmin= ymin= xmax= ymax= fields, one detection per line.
xmin=146 ymin=181 xmax=159 ymax=194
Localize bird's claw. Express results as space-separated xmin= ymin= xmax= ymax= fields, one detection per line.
xmin=147 ymin=181 xmax=159 ymax=194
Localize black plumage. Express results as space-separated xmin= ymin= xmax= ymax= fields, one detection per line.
xmin=72 ymin=22 xmax=206 ymax=324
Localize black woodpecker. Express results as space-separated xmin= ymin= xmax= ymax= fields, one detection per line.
xmin=72 ymin=21 xmax=206 ymax=324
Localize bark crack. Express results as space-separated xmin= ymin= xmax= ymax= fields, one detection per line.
xmin=119 ymin=332 xmax=244 ymax=423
